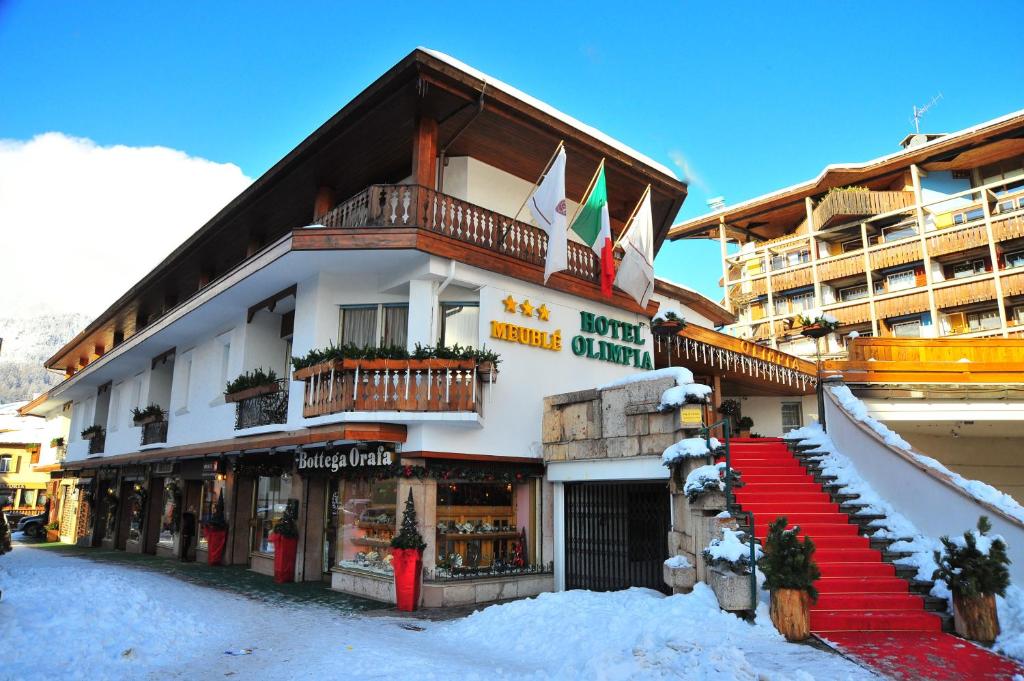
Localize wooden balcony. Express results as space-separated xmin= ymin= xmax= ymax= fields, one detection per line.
xmin=824 ymin=337 xmax=1024 ymax=384
xmin=315 ymin=184 xmax=600 ymax=286
xmin=993 ymin=213 xmax=1024 ymax=243
xmin=934 ymin=278 xmax=996 ymax=309
xmin=812 ymin=190 xmax=915 ymax=230
xmin=816 ymin=253 xmax=862 ymax=282
xmin=296 ymin=359 xmax=484 ymax=418
xmin=231 ymin=380 xmax=289 ymax=430
xmin=869 ymin=238 xmax=922 ymax=270
xmin=927 ymin=224 xmax=988 ymax=257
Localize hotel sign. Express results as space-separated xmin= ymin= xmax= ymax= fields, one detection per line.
xmin=489 ymin=295 xmax=562 ymax=352
xmin=571 ymin=311 xmax=652 ymax=370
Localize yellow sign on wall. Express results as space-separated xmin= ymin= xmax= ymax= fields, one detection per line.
xmin=490 ymin=321 xmax=562 ymax=351
xmin=680 ymin=403 xmax=704 ymax=427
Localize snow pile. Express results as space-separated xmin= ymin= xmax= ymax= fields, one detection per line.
xmin=663 ymin=438 xmax=721 ymax=466
xmin=704 ymin=529 xmax=763 ymax=572
xmin=652 ymin=308 xmax=683 ymax=322
xmin=440 ymin=585 xmax=874 ymax=680
xmin=846 ymin=330 xmax=860 ymax=340
xmin=659 ymin=382 xmax=713 ymax=408
xmin=911 ymin=454 xmax=1024 ymax=525
xmin=599 ymin=366 xmax=693 ymax=390
xmin=997 ymin=584 xmax=1024 ymax=662
xmin=664 ymin=555 xmax=692 ymax=569
xmin=683 ymin=462 xmax=724 ymax=496
xmin=829 ymin=384 xmax=913 ymax=450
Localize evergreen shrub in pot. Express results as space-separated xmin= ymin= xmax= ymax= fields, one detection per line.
xmin=760 ymin=517 xmax=820 ymax=641
xmin=391 ymin=489 xmax=427 ymax=611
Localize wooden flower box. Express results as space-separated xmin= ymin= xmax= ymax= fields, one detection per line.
xmin=132 ymin=414 xmax=164 ymax=426
xmin=225 ymin=382 xmax=280 ymax=404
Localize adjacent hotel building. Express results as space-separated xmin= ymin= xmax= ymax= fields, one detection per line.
xmin=21 ymin=49 xmax=756 ymax=603
xmin=671 ymin=111 xmax=1024 ymax=359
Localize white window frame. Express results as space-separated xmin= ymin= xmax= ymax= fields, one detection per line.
xmin=967 ymin=309 xmax=1000 ymax=331
xmin=1013 ymin=306 xmax=1024 ymax=324
xmin=881 ymin=223 xmax=918 ymax=242
xmin=780 ymin=402 xmax=803 ymax=434
xmin=951 ymin=259 xmax=985 ymax=279
xmin=840 ymin=239 xmax=863 ymax=253
xmin=0 ymin=455 xmax=10 ymax=473
xmin=839 ymin=284 xmax=869 ymax=302
xmin=338 ymin=304 xmax=409 ymax=349
xmin=886 ymin=269 xmax=916 ymax=292
xmin=176 ymin=351 xmax=194 ymax=413
xmin=891 ymin=319 xmax=922 ymax=338
xmin=1006 ymin=250 xmax=1024 ymax=270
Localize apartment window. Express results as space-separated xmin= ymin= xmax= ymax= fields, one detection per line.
xmin=967 ymin=310 xmax=1000 ymax=331
xmin=891 ymin=318 xmax=922 ymax=338
xmin=771 ymin=249 xmax=810 ymax=271
xmin=840 ymin=239 xmax=863 ymax=253
xmin=781 ymin=402 xmax=803 ymax=434
xmin=218 ymin=336 xmax=232 ymax=391
xmin=339 ymin=304 xmax=409 ymax=349
xmin=952 ymin=207 xmax=985 ymax=226
xmin=790 ymin=291 xmax=815 ymax=313
xmin=951 ymin=259 xmax=986 ymax=279
xmin=1006 ymin=250 xmax=1024 ymax=270
xmin=178 ymin=353 xmax=193 ymax=411
xmin=253 ymin=474 xmax=293 ymax=554
xmin=839 ymin=284 xmax=869 ymax=302
xmin=440 ymin=303 xmax=479 ymax=347
xmin=1014 ymin=306 xmax=1024 ymax=325
xmin=881 ymin=223 xmax=917 ymax=242
xmin=0 ymin=456 xmax=10 ymax=473
xmin=109 ymin=384 xmax=122 ymax=432
xmin=886 ymin=269 xmax=916 ymax=292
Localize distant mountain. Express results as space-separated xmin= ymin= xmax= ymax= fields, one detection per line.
xmin=0 ymin=312 xmax=90 ymax=403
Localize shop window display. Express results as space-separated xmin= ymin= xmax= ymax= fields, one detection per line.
xmin=127 ymin=483 xmax=146 ymax=543
xmin=157 ymin=478 xmax=182 ymax=548
xmin=253 ymin=474 xmax=293 ymax=554
xmin=434 ymin=481 xmax=535 ymax=579
xmin=198 ymin=478 xmax=226 ymax=549
xmin=332 ymin=478 xmax=398 ymax=574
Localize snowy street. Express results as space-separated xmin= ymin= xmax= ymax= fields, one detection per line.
xmin=0 ymin=544 xmax=878 ymax=680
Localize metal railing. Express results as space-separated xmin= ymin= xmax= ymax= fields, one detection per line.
xmin=699 ymin=418 xmax=758 ymax=609
xmin=140 ymin=420 xmax=168 ymax=445
xmin=234 ymin=379 xmax=289 ymax=429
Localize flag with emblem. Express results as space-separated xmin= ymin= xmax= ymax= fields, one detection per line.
xmin=529 ymin=146 xmax=568 ymax=282
xmin=614 ymin=186 xmax=655 ymax=307
xmin=570 ymin=160 xmax=614 ymax=297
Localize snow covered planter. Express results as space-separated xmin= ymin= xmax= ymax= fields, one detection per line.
xmin=663 ymin=555 xmax=696 ymax=592
xmin=760 ymin=517 xmax=820 ymax=642
xmin=933 ymin=516 xmax=1011 ymax=643
xmin=390 ymin=489 xmax=426 ymax=611
xmin=703 ymin=529 xmax=762 ymax=612
xmin=683 ymin=462 xmax=738 ymax=511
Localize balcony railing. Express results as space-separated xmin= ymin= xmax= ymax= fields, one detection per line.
xmin=812 ymin=190 xmax=915 ymax=230
xmin=88 ymin=435 xmax=105 ymax=455
xmin=295 ymin=360 xmax=484 ymax=418
xmin=140 ymin=420 xmax=168 ymax=446
xmin=232 ymin=379 xmax=290 ymax=430
xmin=317 ymin=184 xmax=600 ymax=285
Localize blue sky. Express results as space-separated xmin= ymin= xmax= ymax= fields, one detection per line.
xmin=2 ymin=1 xmax=1022 ymax=302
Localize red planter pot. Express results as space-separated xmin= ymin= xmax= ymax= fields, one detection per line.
xmin=391 ymin=548 xmax=424 ymax=611
xmin=270 ymin=533 xmax=299 ymax=583
xmin=203 ymin=527 xmax=228 ymax=566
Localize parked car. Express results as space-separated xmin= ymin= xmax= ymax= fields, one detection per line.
xmin=16 ymin=512 xmax=48 ymax=539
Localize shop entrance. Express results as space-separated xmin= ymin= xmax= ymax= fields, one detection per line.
xmin=564 ymin=482 xmax=670 ymax=594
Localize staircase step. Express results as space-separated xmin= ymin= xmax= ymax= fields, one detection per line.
xmin=739 ymin=502 xmax=840 ymax=515
xmin=813 ymin=548 xmax=885 ymax=563
xmin=810 ymin=609 xmax=942 ymax=632
xmin=737 ymin=474 xmax=817 ymax=484
xmin=814 ymin=593 xmax=926 ymax=611
xmin=749 ymin=512 xmax=847 ymax=525
xmin=751 ymin=522 xmax=861 ymax=537
xmin=805 ymin=535 xmax=870 ymax=550
xmin=732 ymin=465 xmax=809 ymax=475
xmin=817 ymin=562 xmax=896 ymax=578
xmin=816 ymin=577 xmax=909 ymax=593
xmin=738 ymin=492 xmax=832 ymax=504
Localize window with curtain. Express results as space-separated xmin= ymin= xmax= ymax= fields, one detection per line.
xmin=441 ymin=303 xmax=479 ymax=347
xmin=340 ymin=306 xmax=378 ymax=348
xmin=382 ymin=305 xmax=408 ymax=348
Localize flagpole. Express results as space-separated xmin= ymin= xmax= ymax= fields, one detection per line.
xmin=612 ymin=184 xmax=652 ymax=251
xmin=567 ymin=158 xmax=605 ymax=228
xmin=500 ymin=140 xmax=565 ymax=243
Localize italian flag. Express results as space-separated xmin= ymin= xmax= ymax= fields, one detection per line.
xmin=571 ymin=163 xmax=615 ymax=297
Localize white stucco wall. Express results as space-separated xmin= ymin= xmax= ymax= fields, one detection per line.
xmin=724 ymin=394 xmax=819 ymax=437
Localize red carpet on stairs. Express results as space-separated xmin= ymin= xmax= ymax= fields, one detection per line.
xmin=725 ymin=437 xmax=1024 ymax=680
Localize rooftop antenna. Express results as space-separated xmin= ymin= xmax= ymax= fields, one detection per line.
xmin=912 ymin=93 xmax=943 ymax=133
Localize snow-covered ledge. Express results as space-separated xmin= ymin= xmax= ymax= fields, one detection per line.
xmin=820 ymin=380 xmax=1024 ymax=584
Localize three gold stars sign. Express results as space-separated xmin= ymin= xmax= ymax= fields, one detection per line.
xmin=491 ymin=295 xmax=561 ymax=352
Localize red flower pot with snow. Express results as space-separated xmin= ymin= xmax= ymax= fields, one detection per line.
xmin=203 ymin=526 xmax=228 ymax=566
xmin=391 ymin=548 xmax=424 ymax=611
xmin=270 ymin=532 xmax=298 ymax=583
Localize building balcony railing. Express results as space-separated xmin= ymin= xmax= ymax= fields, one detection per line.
xmin=140 ymin=420 xmax=169 ymax=446
xmin=295 ymin=359 xmax=485 ymax=418
xmin=230 ymin=379 xmax=290 ymax=430
xmin=87 ymin=435 xmax=105 ymax=456
xmin=811 ymin=189 xmax=916 ymax=230
xmin=316 ymin=184 xmax=601 ymax=285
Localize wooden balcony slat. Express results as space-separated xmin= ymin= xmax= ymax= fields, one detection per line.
xmin=869 ymin=240 xmax=921 ymax=270
xmin=933 ymin=279 xmax=996 ymax=309
xmin=817 ymin=254 xmax=862 ymax=282
xmin=927 ymin=224 xmax=988 ymax=257
xmin=1002 ymin=271 xmax=1024 ymax=297
xmin=830 ymin=302 xmax=871 ymax=325
xmin=813 ymin=190 xmax=915 ymax=230
xmin=873 ymin=291 xmax=929 ymax=319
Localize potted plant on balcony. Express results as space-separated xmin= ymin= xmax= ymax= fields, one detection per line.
xmin=131 ymin=404 xmax=166 ymax=426
xmin=760 ymin=517 xmax=820 ymax=642
xmin=268 ymin=500 xmax=299 ymax=584
xmin=652 ymin=310 xmax=686 ymax=336
xmin=80 ymin=425 xmax=104 ymax=441
xmin=797 ymin=312 xmax=839 ymax=338
xmin=201 ymin=488 xmax=229 ymax=567
xmin=933 ymin=516 xmax=1010 ymax=643
xmin=49 ymin=437 xmax=65 ymax=449
xmin=390 ymin=488 xmax=426 ymax=612
xmin=224 ymin=368 xmax=279 ymax=403
xmin=737 ymin=416 xmax=754 ymax=438
xmin=45 ymin=521 xmax=60 ymax=542
xmin=474 ymin=347 xmax=501 ymax=383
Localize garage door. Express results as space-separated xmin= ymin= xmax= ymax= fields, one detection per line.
xmin=564 ymin=482 xmax=670 ymax=593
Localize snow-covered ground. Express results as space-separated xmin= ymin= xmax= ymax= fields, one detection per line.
xmin=0 ymin=544 xmax=877 ymax=680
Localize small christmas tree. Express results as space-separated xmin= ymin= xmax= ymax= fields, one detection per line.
xmin=390 ymin=489 xmax=426 ymax=551
xmin=760 ymin=516 xmax=821 ymax=601
xmin=933 ymin=516 xmax=1010 ymax=598
xmin=205 ymin=489 xmax=228 ymax=530
xmin=272 ymin=500 xmax=299 ymax=538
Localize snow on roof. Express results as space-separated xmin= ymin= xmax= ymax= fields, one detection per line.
xmin=420 ymin=48 xmax=678 ymax=181
xmin=675 ymin=108 xmax=1024 ymax=229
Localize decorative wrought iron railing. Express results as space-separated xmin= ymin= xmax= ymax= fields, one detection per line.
xmin=234 ymin=379 xmax=289 ymax=430
xmin=317 ymin=184 xmax=600 ymax=285
xmin=140 ymin=420 xmax=168 ymax=446
xmin=87 ymin=435 xmax=105 ymax=455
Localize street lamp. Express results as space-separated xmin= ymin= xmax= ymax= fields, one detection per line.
xmin=800 ymin=324 xmax=831 ymax=429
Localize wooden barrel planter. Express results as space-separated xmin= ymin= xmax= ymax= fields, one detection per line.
xmin=770 ymin=589 xmax=811 ymax=641
xmin=953 ymin=593 xmax=1000 ymax=643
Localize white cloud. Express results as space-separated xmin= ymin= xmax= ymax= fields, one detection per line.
xmin=0 ymin=133 xmax=252 ymax=316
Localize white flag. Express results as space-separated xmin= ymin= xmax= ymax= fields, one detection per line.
xmin=529 ymin=148 xmax=568 ymax=283
xmin=614 ymin=189 xmax=655 ymax=307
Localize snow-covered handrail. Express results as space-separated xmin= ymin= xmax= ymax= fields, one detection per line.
xmin=819 ymin=380 xmax=1024 ymax=583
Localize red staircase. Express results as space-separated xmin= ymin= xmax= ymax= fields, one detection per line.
xmin=726 ymin=437 xmax=941 ymax=634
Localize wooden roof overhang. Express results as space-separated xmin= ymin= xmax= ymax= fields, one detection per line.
xmin=669 ymin=111 xmax=1024 ymax=244
xmin=47 ymin=48 xmax=684 ymax=375
xmin=653 ymin=278 xmax=735 ymax=326
xmin=654 ymin=324 xmax=817 ymax=397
